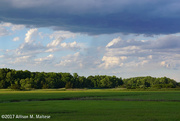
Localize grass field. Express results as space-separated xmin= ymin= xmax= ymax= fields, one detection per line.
xmin=0 ymin=89 xmax=180 ymax=121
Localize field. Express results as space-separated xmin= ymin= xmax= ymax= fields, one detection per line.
xmin=0 ymin=89 xmax=180 ymax=121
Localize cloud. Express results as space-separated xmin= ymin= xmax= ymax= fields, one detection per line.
xmin=106 ymin=37 xmax=121 ymax=47
xmin=45 ymin=48 xmax=59 ymax=53
xmin=11 ymin=28 xmax=83 ymax=57
xmin=11 ymin=55 xmax=31 ymax=64
xmin=148 ymin=55 xmax=153 ymax=59
xmin=160 ymin=61 xmax=170 ymax=68
xmin=25 ymin=28 xmax=38 ymax=43
xmin=17 ymin=43 xmax=45 ymax=55
xmin=57 ymin=52 xmax=83 ymax=68
xmin=13 ymin=37 xmax=20 ymax=41
xmin=147 ymin=35 xmax=180 ymax=49
xmin=34 ymin=54 xmax=54 ymax=64
xmin=1 ymin=0 xmax=180 ymax=34
xmin=49 ymin=31 xmax=77 ymax=40
xmin=106 ymin=35 xmax=180 ymax=54
xmin=0 ymin=55 xmax=4 ymax=58
xmin=46 ymin=31 xmax=80 ymax=52
xmin=60 ymin=41 xmax=81 ymax=50
xmin=106 ymin=36 xmax=147 ymax=49
xmin=11 ymin=24 xmax=25 ymax=31
xmin=0 ymin=22 xmax=25 ymax=31
xmin=47 ymin=31 xmax=77 ymax=47
xmin=0 ymin=27 xmax=86 ymax=70
xmin=15 ymin=28 xmax=45 ymax=56
xmin=47 ymin=39 xmax=62 ymax=47
xmin=99 ymin=56 xmax=127 ymax=69
xmin=101 ymin=34 xmax=180 ymax=69
xmin=0 ymin=26 xmax=10 ymax=36
xmin=55 ymin=50 xmax=101 ymax=71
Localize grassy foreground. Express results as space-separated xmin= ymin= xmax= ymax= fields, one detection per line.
xmin=0 ymin=89 xmax=180 ymax=121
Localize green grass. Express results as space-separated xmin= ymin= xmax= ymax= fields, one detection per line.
xmin=0 ymin=89 xmax=180 ymax=102
xmin=0 ymin=89 xmax=180 ymax=121
xmin=0 ymin=100 xmax=180 ymax=121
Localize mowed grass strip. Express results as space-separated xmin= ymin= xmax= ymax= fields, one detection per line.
xmin=0 ymin=100 xmax=180 ymax=121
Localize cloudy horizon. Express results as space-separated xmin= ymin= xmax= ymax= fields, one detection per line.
xmin=0 ymin=0 xmax=180 ymax=81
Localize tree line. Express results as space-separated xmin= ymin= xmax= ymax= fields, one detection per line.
xmin=0 ymin=68 xmax=179 ymax=90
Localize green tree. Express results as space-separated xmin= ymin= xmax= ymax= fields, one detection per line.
xmin=0 ymin=80 xmax=7 ymax=88
xmin=100 ymin=76 xmax=112 ymax=88
xmin=65 ymin=82 xmax=73 ymax=89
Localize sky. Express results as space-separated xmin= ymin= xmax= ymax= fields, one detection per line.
xmin=0 ymin=0 xmax=180 ymax=81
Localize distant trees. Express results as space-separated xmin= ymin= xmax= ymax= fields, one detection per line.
xmin=123 ymin=76 xmax=177 ymax=89
xmin=0 ymin=68 xmax=178 ymax=90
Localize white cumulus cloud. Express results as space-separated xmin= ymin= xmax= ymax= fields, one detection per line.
xmin=61 ymin=41 xmax=79 ymax=49
xmin=160 ymin=61 xmax=170 ymax=68
xmin=25 ymin=28 xmax=38 ymax=43
xmin=34 ymin=54 xmax=54 ymax=62
xmin=47 ymin=39 xmax=62 ymax=47
xmin=13 ymin=37 xmax=20 ymax=41
xmin=99 ymin=56 xmax=127 ymax=69
xmin=106 ymin=37 xmax=121 ymax=47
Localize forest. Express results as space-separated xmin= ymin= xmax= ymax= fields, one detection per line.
xmin=0 ymin=68 xmax=179 ymax=90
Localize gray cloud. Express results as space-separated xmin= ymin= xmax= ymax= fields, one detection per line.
xmin=149 ymin=35 xmax=180 ymax=49
xmin=1 ymin=0 xmax=180 ymax=35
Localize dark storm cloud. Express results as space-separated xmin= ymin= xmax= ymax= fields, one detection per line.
xmin=1 ymin=0 xmax=180 ymax=35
